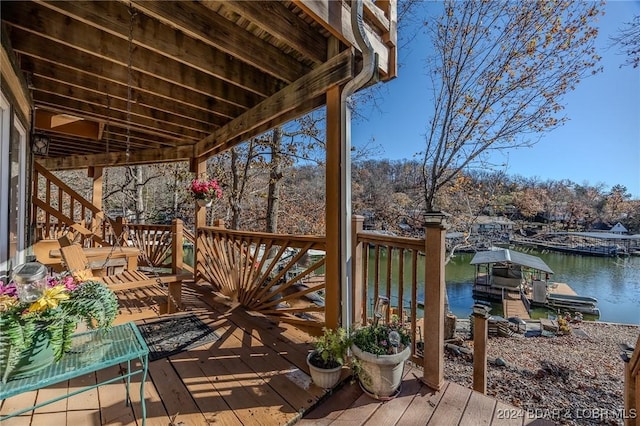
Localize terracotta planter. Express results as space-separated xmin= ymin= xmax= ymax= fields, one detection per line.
xmin=306 ymin=351 xmax=343 ymax=389
xmin=351 ymin=344 xmax=410 ymax=399
xmin=196 ymin=198 xmax=213 ymax=208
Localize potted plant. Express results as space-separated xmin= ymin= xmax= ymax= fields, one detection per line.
xmin=306 ymin=327 xmax=350 ymax=389
xmin=350 ymin=315 xmax=411 ymax=400
xmin=0 ymin=265 xmax=118 ymax=382
xmin=189 ymin=177 xmax=223 ymax=207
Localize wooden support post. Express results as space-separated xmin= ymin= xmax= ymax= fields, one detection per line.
xmin=624 ymin=361 xmax=635 ymax=426
xmin=352 ymin=215 xmax=364 ymax=326
xmin=473 ymin=312 xmax=489 ymax=394
xmin=171 ymin=219 xmax=184 ymax=274
xmin=88 ymin=166 xmax=103 ymax=209
xmin=324 ymin=85 xmax=342 ymax=330
xmin=422 ymin=212 xmax=447 ymax=391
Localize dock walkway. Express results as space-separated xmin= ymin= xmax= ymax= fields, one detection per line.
xmin=502 ymin=293 xmax=530 ymax=320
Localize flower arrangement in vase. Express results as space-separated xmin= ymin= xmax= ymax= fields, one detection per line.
xmin=0 ymin=263 xmax=118 ymax=382
xmin=189 ymin=177 xmax=223 ymax=207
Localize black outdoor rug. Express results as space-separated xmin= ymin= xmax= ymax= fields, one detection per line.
xmin=137 ymin=314 xmax=220 ymax=361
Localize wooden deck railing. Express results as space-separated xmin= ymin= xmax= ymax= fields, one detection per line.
xmin=192 ymin=215 xmax=446 ymax=388
xmin=111 ymin=218 xmax=190 ymax=274
xmin=33 ymin=162 xmax=112 ymax=246
xmin=353 ymin=214 xmax=447 ymax=390
xmin=196 ymin=220 xmax=327 ymax=329
xmin=33 ymin=162 xmax=193 ymax=276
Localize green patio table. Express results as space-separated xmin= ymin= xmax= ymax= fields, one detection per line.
xmin=0 ymin=321 xmax=149 ymax=425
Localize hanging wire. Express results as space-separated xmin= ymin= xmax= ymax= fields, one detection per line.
xmin=125 ymin=5 xmax=137 ymax=162
xmin=104 ymin=92 xmax=110 ymax=202
xmin=100 ymin=5 xmax=178 ymax=311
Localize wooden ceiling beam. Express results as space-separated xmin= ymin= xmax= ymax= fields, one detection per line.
xmin=37 ymin=0 xmax=283 ymax=97
xmin=213 ymin=1 xmax=327 ymax=64
xmin=5 ymin=22 xmax=262 ymax=110
xmin=293 ymin=0 xmax=390 ymax=77
xmin=35 ymin=110 xmax=101 ymax=140
xmin=126 ymin=0 xmax=307 ymax=83
xmin=30 ymin=74 xmax=224 ymax=132
xmin=33 ymin=91 xmax=206 ymax=141
xmin=21 ymin=56 xmax=244 ymax=121
xmin=39 ymin=145 xmax=194 ymax=171
xmin=100 ymin=129 xmax=176 ymax=150
xmin=207 ymin=96 xmax=327 ymax=158
xmin=195 ymin=48 xmax=354 ymax=158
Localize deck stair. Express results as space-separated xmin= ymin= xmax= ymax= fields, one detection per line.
xmin=33 ymin=162 xmax=113 ymax=246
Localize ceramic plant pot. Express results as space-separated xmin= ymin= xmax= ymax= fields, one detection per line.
xmin=306 ymin=351 xmax=343 ymax=389
xmin=351 ymin=344 xmax=410 ymax=399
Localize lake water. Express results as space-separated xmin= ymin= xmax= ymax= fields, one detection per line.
xmin=446 ymin=249 xmax=640 ymax=325
xmin=187 ymin=245 xmax=639 ymax=325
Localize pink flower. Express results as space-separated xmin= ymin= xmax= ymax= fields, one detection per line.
xmin=190 ymin=178 xmax=223 ymax=200
xmin=61 ymin=275 xmax=78 ymax=291
xmin=0 ymin=280 xmax=17 ymax=297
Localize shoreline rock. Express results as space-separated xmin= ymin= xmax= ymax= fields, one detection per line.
xmin=444 ymin=321 xmax=639 ymax=425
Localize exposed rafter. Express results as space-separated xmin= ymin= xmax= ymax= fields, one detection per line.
xmin=2 ymin=0 xmax=396 ymax=169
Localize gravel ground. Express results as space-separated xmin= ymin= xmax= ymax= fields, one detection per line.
xmin=444 ymin=321 xmax=639 ymax=425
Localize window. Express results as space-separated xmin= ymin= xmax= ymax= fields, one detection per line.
xmin=0 ymin=91 xmax=28 ymax=274
xmin=9 ymin=116 xmax=27 ymax=265
xmin=0 ymin=92 xmax=9 ymax=274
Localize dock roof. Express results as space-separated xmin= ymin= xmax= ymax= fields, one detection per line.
xmin=470 ymin=249 xmax=554 ymax=274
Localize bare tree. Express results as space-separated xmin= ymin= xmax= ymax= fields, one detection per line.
xmin=421 ymin=0 xmax=603 ymax=212
xmin=611 ymin=15 xmax=640 ymax=68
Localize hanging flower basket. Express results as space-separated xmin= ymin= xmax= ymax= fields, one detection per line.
xmin=196 ymin=198 xmax=213 ymax=208
xmin=189 ymin=178 xmax=222 ymax=206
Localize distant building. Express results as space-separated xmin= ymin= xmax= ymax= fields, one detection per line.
xmin=472 ymin=216 xmax=514 ymax=233
xmin=609 ymin=222 xmax=628 ymax=234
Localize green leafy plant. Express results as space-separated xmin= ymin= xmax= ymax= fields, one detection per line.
xmin=308 ymin=327 xmax=350 ymax=369
xmin=351 ymin=316 xmax=411 ymax=356
xmin=0 ymin=274 xmax=118 ymax=382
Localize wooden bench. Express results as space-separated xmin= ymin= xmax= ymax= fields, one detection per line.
xmin=60 ymin=244 xmax=185 ymax=313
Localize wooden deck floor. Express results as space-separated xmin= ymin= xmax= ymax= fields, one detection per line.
xmin=1 ymin=281 xmax=534 ymax=426
xmin=298 ymin=365 xmax=549 ymax=426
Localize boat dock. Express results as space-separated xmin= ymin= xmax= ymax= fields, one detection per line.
xmin=469 ymin=248 xmax=600 ymax=317
xmin=547 ymin=282 xmax=576 ymax=296
xmin=502 ymin=293 xmax=530 ymax=320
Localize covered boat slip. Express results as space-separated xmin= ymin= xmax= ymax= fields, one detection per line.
xmin=471 ymin=249 xmax=600 ymax=317
xmin=471 ymin=249 xmax=554 ymax=287
xmin=470 ymin=249 xmax=553 ymax=303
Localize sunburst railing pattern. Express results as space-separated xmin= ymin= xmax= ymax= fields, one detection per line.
xmin=196 ymin=223 xmax=326 ymax=328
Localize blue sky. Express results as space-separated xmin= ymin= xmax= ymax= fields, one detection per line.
xmin=352 ymin=1 xmax=640 ymax=199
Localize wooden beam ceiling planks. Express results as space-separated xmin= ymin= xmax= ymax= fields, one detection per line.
xmin=293 ymin=0 xmax=392 ymax=78
xmin=39 ymin=144 xmax=196 ymax=171
xmin=1 ymin=1 xmax=397 ymax=169
xmin=36 ymin=1 xmax=283 ymax=98
xmin=123 ymin=0 xmax=308 ymax=82
xmin=214 ymin=1 xmax=327 ymax=64
xmin=21 ymin=57 xmax=244 ymax=121
xmin=195 ymin=48 xmax=354 ymax=158
xmin=5 ymin=19 xmax=263 ymax=109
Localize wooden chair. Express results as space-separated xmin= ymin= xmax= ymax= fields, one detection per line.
xmin=59 ymin=244 xmax=183 ymax=314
